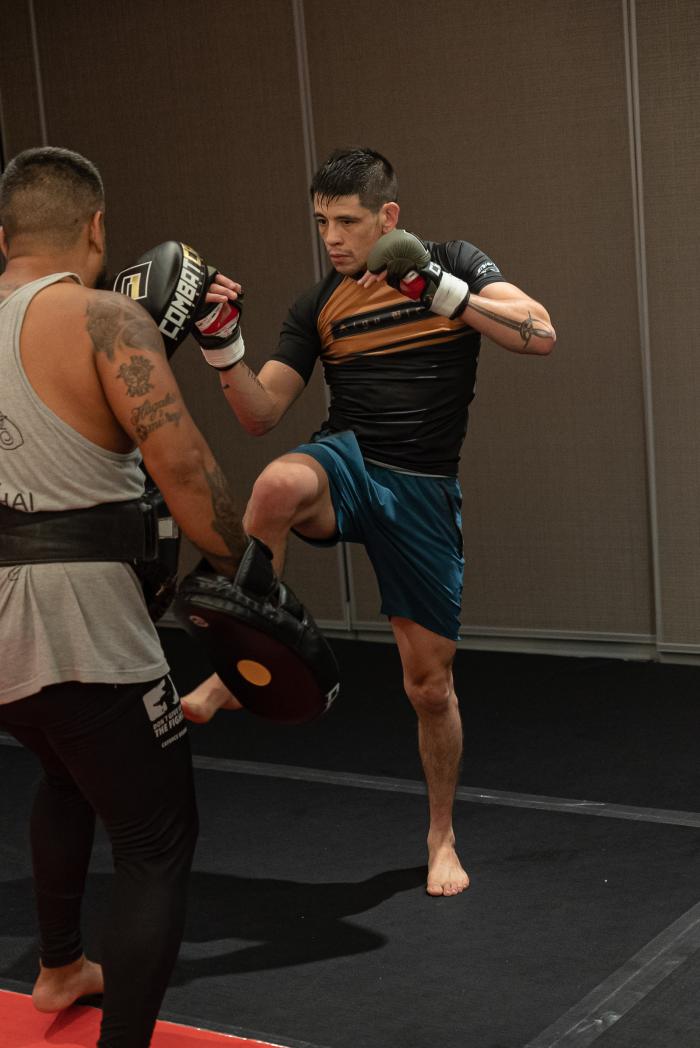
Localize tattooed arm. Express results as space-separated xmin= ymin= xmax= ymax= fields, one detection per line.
xmin=88 ymin=290 xmax=247 ymax=576
xmin=461 ymin=282 xmax=556 ymax=356
xmin=217 ymin=358 xmax=305 ymax=436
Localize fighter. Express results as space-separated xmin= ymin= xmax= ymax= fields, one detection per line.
xmin=178 ymin=147 xmax=556 ymax=897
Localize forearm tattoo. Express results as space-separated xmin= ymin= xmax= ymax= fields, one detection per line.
xmin=468 ymin=300 xmax=552 ymax=349
xmin=221 ymin=361 xmax=265 ymax=392
xmin=86 ymin=295 xmax=163 ymax=362
xmin=203 ymin=463 xmax=248 ymax=564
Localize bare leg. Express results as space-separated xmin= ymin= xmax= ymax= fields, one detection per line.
xmin=32 ymin=955 xmax=104 ymax=1013
xmin=391 ymin=617 xmax=469 ymax=897
xmin=180 ymin=453 xmax=336 ymax=723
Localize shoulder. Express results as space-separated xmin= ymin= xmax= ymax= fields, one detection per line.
xmin=288 ymin=269 xmax=343 ymax=322
xmin=422 ymin=238 xmax=505 ymax=291
xmin=84 ymin=287 xmax=150 ymax=317
xmin=84 ymin=290 xmax=164 ymax=361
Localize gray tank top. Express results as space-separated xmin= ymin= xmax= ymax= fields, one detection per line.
xmin=0 ymin=273 xmax=168 ymax=703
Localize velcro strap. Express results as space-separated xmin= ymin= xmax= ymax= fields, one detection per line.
xmin=0 ymin=498 xmax=159 ymax=566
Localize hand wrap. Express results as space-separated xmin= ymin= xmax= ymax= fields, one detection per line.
xmin=193 ymin=267 xmax=245 ymax=370
xmin=366 ymin=229 xmax=470 ymax=319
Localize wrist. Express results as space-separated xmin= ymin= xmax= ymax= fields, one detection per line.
xmin=430 ymin=271 xmax=470 ymax=319
xmin=200 ymin=330 xmax=245 ymax=370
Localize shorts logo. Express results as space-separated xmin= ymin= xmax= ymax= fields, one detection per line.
xmin=114 ymin=261 xmax=152 ymax=301
xmin=142 ymin=676 xmax=186 ymax=747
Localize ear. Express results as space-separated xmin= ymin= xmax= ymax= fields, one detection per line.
xmin=88 ymin=210 xmax=105 ymax=254
xmin=380 ymin=202 xmax=400 ymax=234
xmin=0 ymin=227 xmax=7 ymax=259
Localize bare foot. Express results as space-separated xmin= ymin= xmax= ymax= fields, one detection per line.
xmin=32 ymin=955 xmax=104 ymax=1013
xmin=180 ymin=672 xmax=243 ymax=724
xmin=427 ymin=834 xmax=470 ymax=897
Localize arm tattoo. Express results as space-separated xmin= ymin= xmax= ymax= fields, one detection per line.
xmin=86 ymin=295 xmax=164 ymax=361
xmin=221 ymin=361 xmax=265 ymax=392
xmin=468 ymin=300 xmax=552 ymax=348
xmin=203 ymin=463 xmax=248 ymax=564
xmin=130 ymin=392 xmax=182 ymax=442
xmin=117 ymin=354 xmax=154 ymax=396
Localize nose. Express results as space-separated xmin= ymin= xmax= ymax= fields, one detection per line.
xmin=325 ymin=221 xmax=343 ymax=246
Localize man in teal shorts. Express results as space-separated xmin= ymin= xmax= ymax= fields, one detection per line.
xmin=182 ymin=147 xmax=556 ymax=896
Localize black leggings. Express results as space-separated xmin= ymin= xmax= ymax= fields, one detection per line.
xmin=0 ymin=676 xmax=199 ymax=1048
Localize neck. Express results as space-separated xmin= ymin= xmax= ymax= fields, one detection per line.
xmin=1 ymin=249 xmax=87 ymax=287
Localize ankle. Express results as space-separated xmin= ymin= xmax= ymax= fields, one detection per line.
xmin=427 ymin=827 xmax=456 ymax=849
xmin=37 ymin=955 xmax=84 ymax=982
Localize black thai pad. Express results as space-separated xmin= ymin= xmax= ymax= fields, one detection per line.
xmin=172 ymin=547 xmax=340 ymax=724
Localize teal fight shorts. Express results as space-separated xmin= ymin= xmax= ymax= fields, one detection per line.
xmin=291 ymin=430 xmax=464 ymax=640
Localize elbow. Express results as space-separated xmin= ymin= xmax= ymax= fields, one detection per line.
xmin=243 ymin=414 xmax=278 ymax=438
xmin=535 ymin=324 xmax=556 ymax=357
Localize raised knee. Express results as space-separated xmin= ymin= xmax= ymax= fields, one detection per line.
xmin=245 ymin=465 xmax=305 ymax=532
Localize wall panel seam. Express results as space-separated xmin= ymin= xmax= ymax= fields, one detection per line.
xmin=291 ymin=0 xmax=324 ymax=283
xmin=28 ymin=0 xmax=48 ymax=146
xmin=0 ymin=83 xmax=7 ymax=170
xmin=623 ymin=0 xmax=663 ymax=648
xmin=291 ymin=0 xmax=352 ymax=629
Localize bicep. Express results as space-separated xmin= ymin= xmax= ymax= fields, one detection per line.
xmin=88 ymin=292 xmax=199 ymax=457
xmin=476 ymin=280 xmax=551 ymax=320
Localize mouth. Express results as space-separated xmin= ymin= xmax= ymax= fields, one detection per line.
xmin=329 ymin=253 xmax=350 ymax=265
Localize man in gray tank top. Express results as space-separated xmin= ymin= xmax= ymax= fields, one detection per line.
xmin=0 ymin=147 xmax=247 ymax=1047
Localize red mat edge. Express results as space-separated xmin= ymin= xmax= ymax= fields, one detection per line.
xmin=0 ymin=988 xmax=288 ymax=1047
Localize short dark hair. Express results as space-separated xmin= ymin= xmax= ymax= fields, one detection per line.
xmin=310 ymin=148 xmax=398 ymax=212
xmin=0 ymin=146 xmax=105 ymax=248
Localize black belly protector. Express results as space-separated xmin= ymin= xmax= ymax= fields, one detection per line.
xmin=0 ymin=489 xmax=180 ymax=621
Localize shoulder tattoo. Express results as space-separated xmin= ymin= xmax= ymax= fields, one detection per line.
xmin=86 ymin=294 xmax=163 ymax=362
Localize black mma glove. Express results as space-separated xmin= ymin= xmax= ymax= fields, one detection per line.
xmin=366 ymin=229 xmax=470 ymax=319
xmin=192 ymin=267 xmax=245 ymax=371
xmin=113 ymin=241 xmax=210 ymax=357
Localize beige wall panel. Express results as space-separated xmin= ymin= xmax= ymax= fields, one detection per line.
xmin=636 ymin=0 xmax=700 ymax=647
xmin=306 ymin=0 xmax=653 ymax=636
xmin=20 ymin=0 xmax=345 ymax=621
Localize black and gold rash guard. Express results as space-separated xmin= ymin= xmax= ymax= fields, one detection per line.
xmin=272 ymin=239 xmax=504 ymax=476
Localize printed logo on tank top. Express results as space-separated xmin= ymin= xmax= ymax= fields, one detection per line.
xmin=0 ymin=408 xmax=24 ymax=451
xmin=142 ymin=675 xmax=186 ymax=748
xmin=0 ymin=482 xmax=35 ymax=511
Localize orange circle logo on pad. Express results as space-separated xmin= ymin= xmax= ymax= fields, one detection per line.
xmin=237 ymin=659 xmax=272 ymax=687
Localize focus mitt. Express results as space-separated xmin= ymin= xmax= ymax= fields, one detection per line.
xmin=113 ymin=241 xmax=210 ymax=357
xmin=173 ymin=538 xmax=339 ymax=724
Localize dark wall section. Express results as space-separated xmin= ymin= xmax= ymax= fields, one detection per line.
xmin=637 ymin=0 xmax=700 ymax=650
xmin=305 ymin=0 xmax=652 ymax=637
xmin=0 ymin=0 xmax=345 ymax=622
xmin=0 ymin=1 xmax=698 ymax=651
